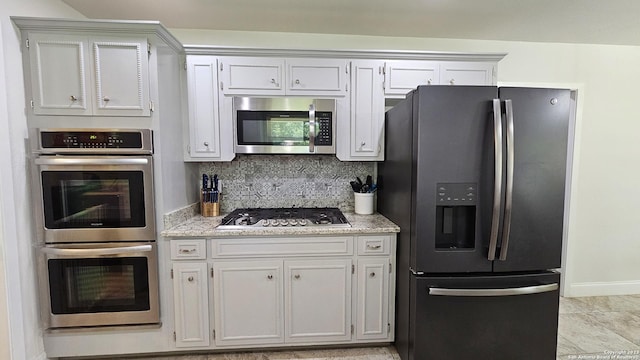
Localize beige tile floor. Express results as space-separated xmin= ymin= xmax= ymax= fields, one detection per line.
xmin=99 ymin=295 xmax=640 ymax=360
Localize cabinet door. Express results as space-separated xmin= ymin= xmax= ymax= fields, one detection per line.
xmin=286 ymin=58 xmax=348 ymax=96
xmin=213 ymin=260 xmax=284 ymax=346
xmin=219 ymin=57 xmax=285 ymax=95
xmin=92 ymin=38 xmax=150 ymax=116
xmin=186 ymin=56 xmax=223 ymax=159
xmin=384 ymin=60 xmax=440 ymax=96
xmin=440 ymin=62 xmax=494 ymax=86
xmin=347 ymin=60 xmax=385 ymax=160
xmin=285 ymin=259 xmax=352 ymax=343
xmin=28 ymin=33 xmax=91 ymax=116
xmin=356 ymin=258 xmax=390 ymax=340
xmin=172 ymin=262 xmax=210 ymax=348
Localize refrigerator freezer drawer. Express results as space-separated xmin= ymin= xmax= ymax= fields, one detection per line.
xmin=410 ymin=272 xmax=560 ymax=360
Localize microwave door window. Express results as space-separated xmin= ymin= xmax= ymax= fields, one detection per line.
xmin=237 ymin=111 xmax=309 ymax=145
xmin=41 ymin=171 xmax=146 ymax=229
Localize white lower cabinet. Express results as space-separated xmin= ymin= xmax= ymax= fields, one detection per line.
xmin=285 ymin=259 xmax=352 ymax=343
xmin=356 ymin=257 xmax=390 ymax=340
xmin=170 ymin=234 xmax=396 ymax=350
xmin=213 ymin=260 xmax=284 ymax=346
xmin=172 ymin=262 xmax=210 ymax=347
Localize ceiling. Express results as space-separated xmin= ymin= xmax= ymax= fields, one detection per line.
xmin=62 ymin=0 xmax=640 ymax=46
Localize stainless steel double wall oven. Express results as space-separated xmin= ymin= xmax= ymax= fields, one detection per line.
xmin=32 ymin=128 xmax=159 ymax=329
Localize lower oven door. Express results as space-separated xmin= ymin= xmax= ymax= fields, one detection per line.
xmin=38 ymin=242 xmax=160 ymax=329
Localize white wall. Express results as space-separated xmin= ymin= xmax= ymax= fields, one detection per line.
xmin=174 ymin=29 xmax=640 ymax=297
xmin=0 ymin=1 xmax=85 ymax=359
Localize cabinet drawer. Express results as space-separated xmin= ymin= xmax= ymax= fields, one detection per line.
xmin=357 ymin=235 xmax=390 ymax=255
xmin=211 ymin=237 xmax=354 ymax=258
xmin=170 ymin=239 xmax=207 ymax=260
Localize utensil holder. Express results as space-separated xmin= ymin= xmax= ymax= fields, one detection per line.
xmin=354 ymin=192 xmax=374 ymax=215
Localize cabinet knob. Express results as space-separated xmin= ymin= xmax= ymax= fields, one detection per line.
xmin=427 ymin=79 xmax=432 ymax=85
xmin=369 ymin=272 xmax=376 ymax=278
xmin=267 ymin=274 xmax=273 ymax=280
xmin=187 ymin=276 xmax=194 ymax=282
xmin=204 ymin=142 xmax=209 ymax=147
xmin=449 ymin=79 xmax=455 ymax=85
xmin=270 ymin=78 xmax=277 ymax=85
xmin=360 ymin=141 xmax=366 ymax=148
xmin=294 ymin=274 xmax=301 ymax=279
xmin=295 ymin=79 xmax=300 ymax=85
xmin=70 ymin=95 xmax=77 ymax=101
xmin=103 ymin=96 xmax=111 ymax=102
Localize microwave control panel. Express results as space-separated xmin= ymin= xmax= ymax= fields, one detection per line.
xmin=316 ymin=112 xmax=332 ymax=145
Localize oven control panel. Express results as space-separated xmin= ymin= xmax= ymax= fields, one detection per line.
xmin=37 ymin=129 xmax=153 ymax=153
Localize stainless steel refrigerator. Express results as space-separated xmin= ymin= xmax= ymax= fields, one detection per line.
xmin=378 ymin=86 xmax=571 ymax=360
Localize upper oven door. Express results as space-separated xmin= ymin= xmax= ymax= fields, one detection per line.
xmin=33 ymin=155 xmax=155 ymax=243
xmin=234 ymin=97 xmax=336 ymax=154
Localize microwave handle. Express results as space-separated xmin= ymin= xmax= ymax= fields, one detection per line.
xmin=41 ymin=244 xmax=153 ymax=257
xmin=309 ymin=103 xmax=315 ymax=153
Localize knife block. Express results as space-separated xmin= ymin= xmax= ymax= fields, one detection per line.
xmin=201 ymin=190 xmax=220 ymax=217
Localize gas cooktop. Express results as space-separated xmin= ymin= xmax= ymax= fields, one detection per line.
xmin=217 ymin=207 xmax=351 ymax=229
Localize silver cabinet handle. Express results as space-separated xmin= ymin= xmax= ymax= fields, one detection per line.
xmin=429 ymin=283 xmax=558 ymax=297
xmin=35 ymin=157 xmax=149 ymax=166
xmin=367 ymin=244 xmax=382 ymax=249
xmin=369 ymin=272 xmax=376 ymax=278
xmin=188 ymin=276 xmax=194 ymax=282
xmin=360 ymin=141 xmax=366 ymax=147
xmin=499 ymin=99 xmax=515 ymax=261
xmin=103 ymin=96 xmax=110 ymax=102
xmin=41 ymin=244 xmax=152 ymax=257
xmin=295 ymin=79 xmax=300 ymax=85
xmin=267 ymin=274 xmax=273 ymax=280
xmin=203 ymin=141 xmax=209 ymax=147
xmin=70 ymin=95 xmax=77 ymax=101
xmin=449 ymin=79 xmax=455 ymax=85
xmin=308 ymin=103 xmax=316 ymax=153
xmin=179 ymin=248 xmax=196 ymax=254
xmin=294 ymin=274 xmax=301 ymax=279
xmin=488 ymin=99 xmax=503 ymax=261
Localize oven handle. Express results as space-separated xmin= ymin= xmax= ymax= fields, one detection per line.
xmin=34 ymin=158 xmax=150 ymax=166
xmin=41 ymin=244 xmax=153 ymax=257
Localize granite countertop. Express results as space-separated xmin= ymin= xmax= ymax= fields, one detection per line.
xmin=161 ymin=212 xmax=400 ymax=238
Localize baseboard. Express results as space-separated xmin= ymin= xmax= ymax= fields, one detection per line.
xmin=567 ymin=280 xmax=640 ymax=297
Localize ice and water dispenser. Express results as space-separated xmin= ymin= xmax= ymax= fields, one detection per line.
xmin=435 ymin=183 xmax=477 ymax=250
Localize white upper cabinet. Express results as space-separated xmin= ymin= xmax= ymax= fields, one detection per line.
xmin=185 ymin=55 xmax=235 ymax=161
xmin=219 ymin=57 xmax=285 ymax=95
xmin=218 ymin=57 xmax=348 ymax=97
xmin=28 ymin=32 xmax=150 ymax=116
xmin=384 ymin=60 xmax=440 ymax=97
xmin=439 ymin=61 xmax=494 ymax=86
xmin=286 ymin=58 xmax=348 ymax=96
xmin=337 ymin=60 xmax=385 ymax=161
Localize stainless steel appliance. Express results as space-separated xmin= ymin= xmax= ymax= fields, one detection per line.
xmin=233 ymin=97 xmax=336 ymax=154
xmin=32 ymin=129 xmax=160 ymax=328
xmin=32 ymin=128 xmax=155 ymax=243
xmin=39 ymin=242 xmax=159 ymax=328
xmin=378 ymin=86 xmax=571 ymax=360
xmin=218 ymin=207 xmax=350 ymax=229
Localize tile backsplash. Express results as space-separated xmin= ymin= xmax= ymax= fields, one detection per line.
xmin=199 ymin=155 xmax=375 ymax=213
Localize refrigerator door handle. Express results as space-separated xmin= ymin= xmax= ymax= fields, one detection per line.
xmin=428 ymin=283 xmax=558 ymax=297
xmin=488 ymin=99 xmax=503 ymax=261
xmin=499 ymin=99 xmax=515 ymax=260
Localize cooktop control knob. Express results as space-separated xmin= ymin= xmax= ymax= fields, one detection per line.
xmin=278 ymin=219 xmax=288 ymax=226
xmin=299 ymin=219 xmax=307 ymax=226
xmin=261 ymin=219 xmax=269 ymax=227
xmin=269 ymin=219 xmax=278 ymax=226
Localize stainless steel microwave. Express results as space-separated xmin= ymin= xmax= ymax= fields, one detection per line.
xmin=233 ymin=97 xmax=336 ymax=154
